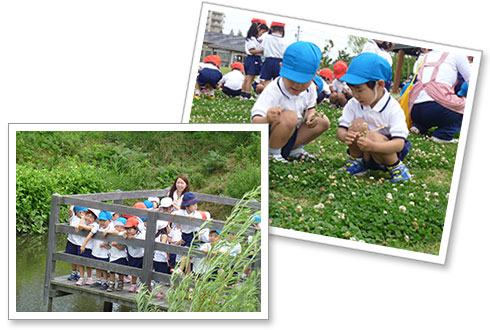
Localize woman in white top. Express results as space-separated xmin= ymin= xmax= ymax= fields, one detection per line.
xmin=408 ymin=49 xmax=471 ymax=142
xmin=167 ymin=174 xmax=190 ymax=210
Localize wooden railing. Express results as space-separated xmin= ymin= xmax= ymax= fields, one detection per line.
xmin=43 ymin=188 xmax=260 ymax=311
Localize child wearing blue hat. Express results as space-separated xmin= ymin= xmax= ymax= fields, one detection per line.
xmin=337 ymin=52 xmax=411 ymax=182
xmin=80 ymin=210 xmax=114 ymax=290
xmin=251 ymin=41 xmax=331 ymax=162
xmin=102 ymin=217 xmax=128 ymax=292
xmin=65 ymin=206 xmax=88 ymax=281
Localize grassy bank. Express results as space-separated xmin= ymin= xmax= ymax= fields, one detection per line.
xmin=16 ymin=131 xmax=261 ymax=233
xmin=190 ymin=90 xmax=459 ymax=254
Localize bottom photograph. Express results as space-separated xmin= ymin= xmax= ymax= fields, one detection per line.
xmin=11 ymin=124 xmax=267 ymax=318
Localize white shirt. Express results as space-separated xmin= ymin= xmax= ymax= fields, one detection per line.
xmin=198 ymin=62 xmax=221 ymax=72
xmin=362 ymin=39 xmax=393 ymax=66
xmin=153 ymin=234 xmax=169 ymax=263
xmin=173 ymin=209 xmax=202 ymax=234
xmin=109 ymin=231 xmax=127 ymax=262
xmin=245 ymin=37 xmax=263 ymax=56
xmin=260 ymin=33 xmax=286 ymax=58
xmin=219 ymin=69 xmax=244 ymax=91
xmin=331 ymin=79 xmax=350 ymax=94
xmin=91 ymin=222 xmax=115 ymax=258
xmin=338 ymin=88 xmax=408 ymax=139
xmin=414 ymin=50 xmax=471 ymax=104
xmin=126 ymin=230 xmax=145 ymax=258
xmin=168 ymin=223 xmax=182 ymax=244
xmin=68 ymin=215 xmax=84 ymax=246
xmin=251 ymin=77 xmax=317 ymax=127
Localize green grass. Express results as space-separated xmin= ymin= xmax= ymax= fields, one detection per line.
xmin=16 ymin=131 xmax=261 ymax=233
xmin=190 ymin=90 xmax=459 ymax=255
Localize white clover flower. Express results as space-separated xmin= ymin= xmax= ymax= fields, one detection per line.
xmin=383 ymin=210 xmax=388 ymax=215
xmin=287 ymin=174 xmax=293 ymax=179
xmin=404 ymin=235 xmax=410 ymax=242
xmin=409 ymin=193 xmax=415 ymax=198
xmin=393 ymin=187 xmax=398 ymax=192
xmin=313 ymin=202 xmax=325 ymax=210
xmin=328 ymin=193 xmax=335 ymax=200
xmin=386 ymin=193 xmax=393 ymax=200
xmin=432 ymin=192 xmax=439 ymax=197
xmin=295 ymin=205 xmax=303 ymax=213
xmin=409 ymin=201 xmax=415 ymax=206
xmin=399 ymin=205 xmax=407 ymax=212
xmin=352 ymin=192 xmax=356 ymax=196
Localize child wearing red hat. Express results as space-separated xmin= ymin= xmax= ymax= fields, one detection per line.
xmin=218 ymin=62 xmax=245 ymax=97
xmin=123 ymin=216 xmax=146 ymax=293
xmin=240 ymin=18 xmax=269 ymax=100
xmin=195 ymin=54 xmax=223 ymax=99
xmin=329 ymin=60 xmax=353 ymax=107
xmin=256 ymin=21 xmax=286 ymax=94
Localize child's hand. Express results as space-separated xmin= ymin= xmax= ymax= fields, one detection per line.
xmin=266 ymin=106 xmax=282 ymax=123
xmin=102 ymin=231 xmax=108 ymax=238
xmin=80 ymin=246 xmax=85 ymax=253
xmin=111 ymin=242 xmax=118 ymax=247
xmin=99 ymin=243 xmax=105 ymax=248
xmin=123 ymin=232 xmax=128 ymax=240
xmin=75 ymin=224 xmax=80 ymax=232
xmin=345 ymin=130 xmax=360 ymax=145
xmin=357 ymin=136 xmax=374 ymax=152
xmin=305 ymin=113 xmax=318 ymax=128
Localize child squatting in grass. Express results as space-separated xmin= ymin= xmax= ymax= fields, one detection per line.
xmin=251 ymin=41 xmax=330 ymax=162
xmin=337 ymin=52 xmax=411 ymax=182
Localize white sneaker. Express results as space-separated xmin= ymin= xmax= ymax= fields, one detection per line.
xmin=269 ymin=153 xmax=289 ymax=163
xmin=430 ymin=136 xmax=458 ymax=143
xmin=289 ymin=148 xmax=316 ymax=161
xmin=410 ymin=126 xmax=421 ymax=135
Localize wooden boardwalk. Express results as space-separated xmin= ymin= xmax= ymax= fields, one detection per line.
xmin=48 ymin=275 xmax=170 ymax=311
xmin=43 ymin=188 xmax=260 ymax=312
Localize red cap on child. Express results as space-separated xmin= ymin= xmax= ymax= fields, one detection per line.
xmin=271 ymin=21 xmax=285 ymax=28
xmin=204 ymin=55 xmax=221 ymax=67
xmin=231 ymin=62 xmax=244 ymax=72
xmin=333 ymin=61 xmax=348 ymax=79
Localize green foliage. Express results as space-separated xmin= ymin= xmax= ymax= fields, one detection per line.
xmin=189 ymin=90 xmax=457 ymax=254
xmin=347 ymin=35 xmax=367 ymax=55
xmin=166 ymin=187 xmax=262 ymax=312
xmin=320 ymin=39 xmax=335 ymax=69
xmin=16 ymin=131 xmax=261 ymax=233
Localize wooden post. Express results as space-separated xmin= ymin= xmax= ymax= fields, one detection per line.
xmin=393 ymin=50 xmax=405 ymax=94
xmin=114 ymin=189 xmax=122 ymax=205
xmin=141 ymin=210 xmax=158 ymax=289
xmin=43 ymin=194 xmax=62 ymax=311
xmin=103 ymin=301 xmax=113 ymax=312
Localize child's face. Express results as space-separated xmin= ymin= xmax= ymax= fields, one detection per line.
xmin=209 ymin=232 xmax=219 ymax=244
xmin=75 ymin=210 xmax=86 ymax=218
xmin=258 ymin=28 xmax=267 ymax=37
xmin=115 ymin=225 xmax=125 ymax=232
xmin=126 ymin=227 xmax=137 ymax=235
xmin=186 ymin=203 xmax=198 ymax=213
xmin=176 ymin=178 xmax=187 ymax=192
xmin=350 ymin=80 xmax=384 ymax=107
xmin=99 ymin=219 xmax=110 ymax=229
xmin=85 ymin=212 xmax=96 ymax=224
xmin=112 ymin=213 xmax=119 ymax=220
xmin=283 ymin=77 xmax=313 ymax=96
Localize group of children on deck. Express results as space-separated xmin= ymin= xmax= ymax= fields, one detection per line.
xmin=64 ymin=174 xmax=256 ymax=298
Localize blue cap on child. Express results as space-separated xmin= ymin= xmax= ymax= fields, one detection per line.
xmin=340 ymin=52 xmax=392 ymax=85
xmin=98 ymin=211 xmax=112 ymax=221
xmin=73 ymin=206 xmax=88 ymax=213
xmin=313 ymin=75 xmax=324 ymax=95
xmin=113 ymin=217 xmax=127 ymax=227
xmin=142 ymin=200 xmax=153 ymax=209
xmin=181 ymin=192 xmax=199 ymax=207
xmin=280 ymin=41 xmax=322 ymax=84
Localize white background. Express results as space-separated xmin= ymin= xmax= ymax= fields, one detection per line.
xmin=2 ymin=0 xmax=489 ymax=328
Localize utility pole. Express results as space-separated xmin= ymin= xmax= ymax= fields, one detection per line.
xmin=295 ymin=26 xmax=301 ymax=41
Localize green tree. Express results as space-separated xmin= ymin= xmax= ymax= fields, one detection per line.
xmin=320 ymin=39 xmax=335 ymax=69
xmin=237 ymin=29 xmax=243 ymax=37
xmin=229 ymin=29 xmax=234 ymax=36
xmin=336 ymin=48 xmax=353 ymax=64
xmin=348 ymin=35 xmax=367 ymax=55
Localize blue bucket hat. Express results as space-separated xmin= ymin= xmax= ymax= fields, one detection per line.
xmin=280 ymin=41 xmax=322 ymax=84
xmin=142 ymin=200 xmax=153 ymax=208
xmin=313 ymin=75 xmax=324 ymax=95
xmin=98 ymin=210 xmax=112 ymax=221
xmin=73 ymin=206 xmax=88 ymax=213
xmin=340 ymin=52 xmax=392 ymax=85
xmin=181 ymin=192 xmax=199 ymax=207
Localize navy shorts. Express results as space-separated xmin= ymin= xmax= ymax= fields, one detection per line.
xmin=411 ymin=101 xmax=463 ymax=141
xmin=268 ymin=124 xmax=299 ymax=159
xmin=110 ymin=257 xmax=128 ymax=266
xmin=182 ymin=232 xmax=198 ymax=248
xmin=65 ymin=240 xmax=80 ymax=256
xmin=153 ymin=261 xmax=170 ymax=274
xmin=355 ymin=137 xmax=411 ymax=171
xmin=222 ymin=86 xmax=241 ymax=97
xmin=244 ymin=55 xmax=262 ymax=75
xmin=197 ymin=68 xmax=223 ymax=89
xmin=260 ymin=58 xmax=282 ymax=81
xmin=128 ymin=255 xmax=143 ymax=268
xmin=169 ymin=253 xmax=177 ymax=266
xmin=80 ymin=248 xmax=93 ymax=259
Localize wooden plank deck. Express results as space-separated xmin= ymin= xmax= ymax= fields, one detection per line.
xmin=49 ymin=275 xmax=170 ymax=311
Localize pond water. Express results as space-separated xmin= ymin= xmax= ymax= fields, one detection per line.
xmin=16 ymin=233 xmax=133 ymax=312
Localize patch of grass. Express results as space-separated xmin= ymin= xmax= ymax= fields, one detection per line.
xmin=190 ymin=91 xmax=459 ymax=255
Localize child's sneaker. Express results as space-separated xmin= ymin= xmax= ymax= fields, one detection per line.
xmin=106 ymin=281 xmax=115 ymax=292
xmin=90 ymin=280 xmax=102 ymax=288
xmin=269 ymin=153 xmax=289 ymax=163
xmin=289 ymin=148 xmax=316 ymax=161
xmin=154 ymin=292 xmax=164 ymax=299
xmin=100 ymin=282 xmax=109 ymax=290
xmin=67 ymin=272 xmax=79 ymax=281
xmin=85 ymin=277 xmax=93 ymax=286
xmin=387 ymin=162 xmax=411 ymax=182
xmin=128 ymin=283 xmax=137 ymax=293
xmin=116 ymin=280 xmax=124 ymax=291
xmin=75 ymin=277 xmax=85 ymax=286
xmin=124 ymin=275 xmax=132 ymax=283
xmin=339 ymin=157 xmax=367 ymax=176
